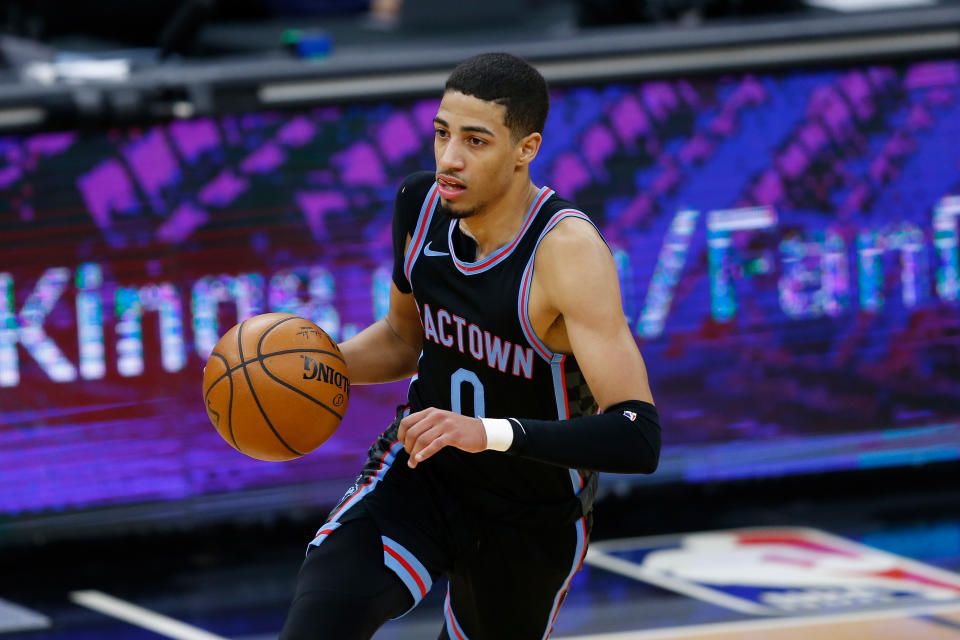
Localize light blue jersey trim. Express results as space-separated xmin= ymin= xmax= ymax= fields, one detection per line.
xmin=444 ymin=589 xmax=471 ymax=639
xmin=448 ymin=187 xmax=553 ymax=276
xmin=541 ymin=517 xmax=587 ymax=639
xmin=402 ymin=183 xmax=440 ymax=288
xmin=383 ymin=535 xmax=433 ymax=618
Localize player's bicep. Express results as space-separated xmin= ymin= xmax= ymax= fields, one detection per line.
xmin=541 ymin=222 xmax=653 ymax=409
xmin=566 ymin=305 xmax=653 ymax=410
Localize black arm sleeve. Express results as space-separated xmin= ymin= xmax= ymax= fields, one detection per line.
xmin=506 ymin=400 xmax=661 ymax=474
xmin=391 ymin=171 xmax=436 ymax=293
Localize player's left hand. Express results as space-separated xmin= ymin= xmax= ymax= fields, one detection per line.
xmin=398 ymin=408 xmax=485 ymax=468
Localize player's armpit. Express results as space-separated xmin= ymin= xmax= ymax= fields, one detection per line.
xmin=534 ymin=217 xmax=654 ymax=409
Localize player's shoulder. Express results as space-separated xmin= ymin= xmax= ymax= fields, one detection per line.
xmin=395 ymin=171 xmax=436 ymax=211
xmin=535 ymin=196 xmax=615 ymax=303
xmin=539 ymin=193 xmax=603 ymax=249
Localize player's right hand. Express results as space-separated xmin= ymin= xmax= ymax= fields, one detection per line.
xmin=397 ymin=408 xmax=486 ymax=468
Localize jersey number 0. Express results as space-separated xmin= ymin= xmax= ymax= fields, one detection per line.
xmin=451 ymin=368 xmax=485 ymax=418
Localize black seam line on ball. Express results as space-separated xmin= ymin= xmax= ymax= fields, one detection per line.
xmin=205 ymin=351 xmax=239 ymax=450
xmin=238 ymin=318 xmax=304 ymax=457
xmin=257 ymin=316 xmax=345 ymax=421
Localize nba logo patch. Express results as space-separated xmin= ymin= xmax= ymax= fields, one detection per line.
xmin=623 ymin=410 xmax=637 ymax=421
xmin=587 ymin=527 xmax=960 ymax=616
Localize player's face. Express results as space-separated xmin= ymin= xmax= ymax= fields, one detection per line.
xmin=432 ymin=91 xmax=523 ymax=219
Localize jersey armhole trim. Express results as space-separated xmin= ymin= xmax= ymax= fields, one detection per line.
xmin=402 ymin=183 xmax=440 ymax=288
xmin=517 ymin=209 xmax=597 ymax=422
xmin=515 ymin=209 xmax=597 ymax=363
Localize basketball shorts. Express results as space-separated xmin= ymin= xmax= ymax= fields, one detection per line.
xmin=282 ymin=411 xmax=592 ymax=639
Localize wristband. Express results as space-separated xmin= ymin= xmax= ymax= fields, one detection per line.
xmin=481 ymin=418 xmax=514 ymax=452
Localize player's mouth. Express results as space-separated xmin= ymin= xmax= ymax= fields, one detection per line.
xmin=436 ymin=175 xmax=467 ymax=200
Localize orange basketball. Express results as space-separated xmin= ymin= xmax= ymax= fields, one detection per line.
xmin=201 ymin=312 xmax=349 ymax=461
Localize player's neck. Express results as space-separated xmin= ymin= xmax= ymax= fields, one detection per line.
xmin=459 ymin=179 xmax=539 ymax=261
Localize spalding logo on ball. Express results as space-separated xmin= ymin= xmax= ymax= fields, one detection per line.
xmin=202 ymin=312 xmax=349 ymax=461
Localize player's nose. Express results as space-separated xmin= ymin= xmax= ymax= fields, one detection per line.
xmin=437 ymin=140 xmax=465 ymax=172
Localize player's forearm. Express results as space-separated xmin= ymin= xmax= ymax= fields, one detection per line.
xmin=486 ymin=400 xmax=661 ymax=474
xmin=340 ymin=318 xmax=420 ymax=385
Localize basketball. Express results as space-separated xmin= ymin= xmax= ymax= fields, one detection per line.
xmin=201 ymin=312 xmax=350 ymax=461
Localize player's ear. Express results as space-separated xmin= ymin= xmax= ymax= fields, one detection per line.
xmin=515 ymin=132 xmax=542 ymax=168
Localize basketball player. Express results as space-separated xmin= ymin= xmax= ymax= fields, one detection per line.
xmin=280 ymin=52 xmax=660 ymax=639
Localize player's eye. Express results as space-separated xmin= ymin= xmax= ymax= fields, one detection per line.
xmin=469 ymin=137 xmax=486 ymax=147
xmin=435 ymin=129 xmax=449 ymax=139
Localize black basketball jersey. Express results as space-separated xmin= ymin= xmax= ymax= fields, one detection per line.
xmin=391 ymin=171 xmax=600 ymax=519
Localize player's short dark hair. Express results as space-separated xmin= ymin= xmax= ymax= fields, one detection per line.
xmin=444 ymin=52 xmax=549 ymax=141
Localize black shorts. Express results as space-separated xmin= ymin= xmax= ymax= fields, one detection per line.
xmin=295 ymin=413 xmax=592 ymax=639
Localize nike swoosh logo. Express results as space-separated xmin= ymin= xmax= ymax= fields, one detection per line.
xmin=423 ymin=241 xmax=449 ymax=257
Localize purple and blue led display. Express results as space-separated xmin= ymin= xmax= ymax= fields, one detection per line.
xmin=1 ymin=59 xmax=959 ymax=518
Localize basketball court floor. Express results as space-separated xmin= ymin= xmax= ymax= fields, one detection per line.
xmin=3 ymin=479 xmax=959 ymax=640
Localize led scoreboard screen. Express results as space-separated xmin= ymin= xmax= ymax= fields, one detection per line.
xmin=2 ymin=59 xmax=959 ymax=523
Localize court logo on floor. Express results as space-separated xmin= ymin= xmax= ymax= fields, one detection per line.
xmin=586 ymin=527 xmax=960 ymax=616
